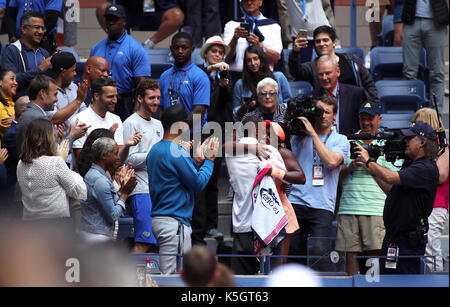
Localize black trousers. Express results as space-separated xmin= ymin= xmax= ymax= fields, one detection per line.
xmin=191 ymin=156 xmax=222 ymax=246
xmin=288 ymin=205 xmax=334 ymax=271
xmin=115 ymin=92 xmax=134 ymax=122
xmin=380 ymin=236 xmax=426 ymax=275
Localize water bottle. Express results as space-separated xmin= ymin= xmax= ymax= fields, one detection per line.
xmin=145 ymin=257 xmax=152 ymax=277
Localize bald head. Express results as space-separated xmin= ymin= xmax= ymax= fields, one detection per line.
xmin=83 ymin=56 xmax=110 ymax=83
xmin=15 ymin=96 xmax=30 ymax=120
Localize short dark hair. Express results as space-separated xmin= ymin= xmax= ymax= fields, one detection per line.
xmin=91 ymin=78 xmax=117 ymax=97
xmin=135 ymin=79 xmax=160 ymax=100
xmin=315 ymin=94 xmax=338 ymax=114
xmin=160 ymin=104 xmax=187 ymax=130
xmin=28 ymin=75 xmax=57 ymax=100
xmin=171 ymin=32 xmax=193 ymax=46
xmin=20 ymin=11 xmax=45 ymax=27
xmin=313 ymin=25 xmax=337 ymax=42
xmin=182 ymin=246 xmax=217 ymax=287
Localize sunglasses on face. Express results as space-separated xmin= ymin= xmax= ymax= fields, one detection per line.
xmin=259 ymin=92 xmax=277 ymax=98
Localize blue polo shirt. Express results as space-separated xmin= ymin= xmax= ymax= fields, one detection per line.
xmin=288 ymin=131 xmax=349 ymax=213
xmin=90 ymin=31 xmax=151 ymax=94
xmin=0 ymin=0 xmax=6 ymax=9
xmin=9 ymin=0 xmax=63 ymax=37
xmin=159 ymin=61 xmax=210 ymax=128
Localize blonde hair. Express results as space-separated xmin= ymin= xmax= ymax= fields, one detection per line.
xmin=411 ymin=108 xmax=444 ymax=132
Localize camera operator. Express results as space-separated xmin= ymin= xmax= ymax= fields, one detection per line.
xmin=336 ymin=102 xmax=401 ymax=275
xmin=353 ymin=122 xmax=440 ymax=274
xmin=287 ymin=94 xmax=349 ymax=271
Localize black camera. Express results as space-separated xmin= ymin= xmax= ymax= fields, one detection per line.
xmin=350 ymin=141 xmax=384 ymax=160
xmin=284 ymin=94 xmax=324 ymax=136
xmin=240 ymin=21 xmax=251 ymax=32
xmin=218 ymin=69 xmax=229 ymax=79
xmin=347 ymin=130 xmax=407 ymax=164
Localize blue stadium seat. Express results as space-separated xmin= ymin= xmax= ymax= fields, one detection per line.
xmin=147 ymin=49 xmax=173 ymax=79
xmin=117 ymin=217 xmax=135 ymax=240
xmin=335 ymin=47 xmax=365 ymax=62
xmin=376 ymin=79 xmax=428 ymax=113
xmin=283 ymin=48 xmax=292 ymax=64
xmin=381 ymin=14 xmax=394 ymax=46
xmin=192 ymin=48 xmax=205 ymax=66
xmin=380 ymin=95 xmax=423 ymax=114
xmin=289 ymin=81 xmax=313 ymax=97
xmin=370 ymin=47 xmax=428 ymax=83
xmin=380 ymin=113 xmax=413 ymax=129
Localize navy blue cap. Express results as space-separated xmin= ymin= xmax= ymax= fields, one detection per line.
xmin=358 ymin=101 xmax=382 ymax=116
xmin=105 ymin=4 xmax=126 ymax=19
xmin=401 ymin=121 xmax=436 ymax=140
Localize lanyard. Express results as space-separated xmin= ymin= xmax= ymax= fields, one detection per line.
xmin=168 ymin=66 xmax=192 ymax=106
xmin=313 ymin=132 xmax=332 ymax=164
xmin=298 ymin=0 xmax=308 ymax=21
xmin=239 ymin=6 xmax=261 ymax=34
xmin=169 ymin=67 xmax=191 ymax=94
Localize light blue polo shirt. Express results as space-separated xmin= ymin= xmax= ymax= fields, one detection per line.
xmin=9 ymin=0 xmax=62 ymax=37
xmin=90 ymin=31 xmax=151 ymax=94
xmin=159 ymin=61 xmax=210 ymax=128
xmin=288 ymin=131 xmax=350 ymax=213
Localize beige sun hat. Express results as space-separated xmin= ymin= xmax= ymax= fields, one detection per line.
xmin=200 ymin=36 xmax=230 ymax=59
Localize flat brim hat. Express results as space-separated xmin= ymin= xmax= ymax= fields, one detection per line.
xmin=200 ymin=36 xmax=230 ymax=59
xmin=358 ymin=101 xmax=382 ymax=116
xmin=401 ymin=121 xmax=436 ymax=141
xmin=104 ymin=4 xmax=126 ymax=19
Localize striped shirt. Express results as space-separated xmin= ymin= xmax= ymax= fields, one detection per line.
xmin=338 ymin=136 xmax=402 ymax=216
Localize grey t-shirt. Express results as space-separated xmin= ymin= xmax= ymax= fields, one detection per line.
xmin=123 ymin=112 xmax=164 ymax=196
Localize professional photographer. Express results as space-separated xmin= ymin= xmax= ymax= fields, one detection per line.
xmin=336 ymin=102 xmax=401 ymax=276
xmin=287 ymin=94 xmax=349 ymax=271
xmin=353 ymin=122 xmax=440 ymax=274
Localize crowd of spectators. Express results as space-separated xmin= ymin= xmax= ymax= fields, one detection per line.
xmin=0 ymin=0 xmax=448 ymax=285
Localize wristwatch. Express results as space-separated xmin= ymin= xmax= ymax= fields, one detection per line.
xmin=366 ymin=158 xmax=376 ymax=168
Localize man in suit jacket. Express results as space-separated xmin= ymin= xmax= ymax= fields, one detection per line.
xmin=289 ymin=25 xmax=379 ymax=103
xmin=16 ymin=75 xmax=88 ymax=156
xmin=313 ymin=55 xmax=367 ymax=136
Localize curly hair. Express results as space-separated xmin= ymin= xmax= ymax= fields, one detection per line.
xmin=75 ymin=128 xmax=114 ymax=177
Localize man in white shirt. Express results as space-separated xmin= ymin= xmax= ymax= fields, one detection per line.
xmin=223 ymin=0 xmax=282 ymax=78
xmin=72 ymin=78 xmax=140 ymax=163
xmin=123 ymin=79 xmax=163 ymax=254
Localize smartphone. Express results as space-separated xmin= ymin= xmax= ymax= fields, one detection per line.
xmin=297 ymin=29 xmax=308 ymax=39
xmin=240 ymin=22 xmax=251 ymax=32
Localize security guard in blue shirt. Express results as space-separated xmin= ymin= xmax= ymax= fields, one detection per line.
xmin=90 ymin=4 xmax=151 ymax=122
